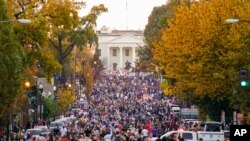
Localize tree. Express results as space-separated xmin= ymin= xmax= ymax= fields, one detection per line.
xmin=0 ymin=0 xmax=26 ymax=117
xmin=144 ymin=0 xmax=188 ymax=48
xmin=44 ymin=0 xmax=107 ymax=84
xmin=44 ymin=97 xmax=59 ymax=120
xmin=138 ymin=0 xmax=191 ymax=71
xmin=57 ymin=89 xmax=76 ymax=113
xmin=154 ymin=0 xmax=250 ymax=118
xmin=6 ymin=0 xmax=62 ymax=81
xmin=6 ymin=0 xmax=107 ymax=84
xmin=83 ymin=61 xmax=94 ymax=102
xmin=67 ymin=45 xmax=104 ymax=83
xmin=92 ymin=50 xmax=105 ymax=81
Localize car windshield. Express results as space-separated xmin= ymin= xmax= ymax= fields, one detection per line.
xmin=50 ymin=122 xmax=63 ymax=127
xmin=41 ymin=128 xmax=50 ymax=132
xmin=182 ymin=133 xmax=193 ymax=139
xmin=26 ymin=130 xmax=41 ymax=135
xmin=206 ymin=123 xmax=221 ymax=132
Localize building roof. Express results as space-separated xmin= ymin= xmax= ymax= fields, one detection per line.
xmin=97 ymin=26 xmax=143 ymax=36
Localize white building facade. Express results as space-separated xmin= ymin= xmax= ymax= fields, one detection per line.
xmin=97 ymin=27 xmax=145 ymax=74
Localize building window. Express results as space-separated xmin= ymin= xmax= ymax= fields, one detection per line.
xmin=113 ymin=49 xmax=117 ymax=56
xmin=97 ymin=49 xmax=101 ymax=56
xmin=113 ymin=63 xmax=117 ymax=71
xmin=125 ymin=49 xmax=129 ymax=56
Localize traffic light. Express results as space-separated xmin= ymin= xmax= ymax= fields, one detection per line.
xmin=239 ymin=69 xmax=249 ymax=88
xmin=241 ymin=80 xmax=248 ymax=87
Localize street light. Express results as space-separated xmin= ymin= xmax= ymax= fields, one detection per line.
xmin=68 ymin=83 xmax=72 ymax=88
xmin=0 ymin=19 xmax=31 ymax=24
xmin=38 ymin=83 xmax=43 ymax=90
xmin=48 ymin=91 xmax=52 ymax=97
xmin=25 ymin=81 xmax=30 ymax=88
xmin=53 ymin=85 xmax=57 ymax=91
xmin=226 ymin=18 xmax=250 ymax=24
xmin=37 ymin=83 xmax=43 ymax=121
xmin=53 ymin=85 xmax=58 ymax=102
xmin=226 ymin=18 xmax=250 ymax=125
xmin=42 ymin=91 xmax=46 ymax=97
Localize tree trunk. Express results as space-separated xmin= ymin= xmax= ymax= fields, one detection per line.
xmin=58 ymin=38 xmax=67 ymax=85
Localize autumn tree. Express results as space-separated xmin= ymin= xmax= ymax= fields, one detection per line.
xmin=92 ymin=50 xmax=105 ymax=81
xmin=154 ymin=0 xmax=250 ymax=120
xmin=6 ymin=0 xmax=62 ymax=81
xmin=43 ymin=0 xmax=107 ymax=84
xmin=57 ymin=89 xmax=76 ymax=113
xmin=139 ymin=0 xmax=191 ymax=71
xmin=4 ymin=0 xmax=106 ymax=119
xmin=6 ymin=0 xmax=107 ymax=83
xmin=83 ymin=61 xmax=94 ymax=102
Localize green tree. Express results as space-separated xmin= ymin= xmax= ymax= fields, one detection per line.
xmin=0 ymin=0 xmax=26 ymax=117
xmin=44 ymin=97 xmax=59 ymax=120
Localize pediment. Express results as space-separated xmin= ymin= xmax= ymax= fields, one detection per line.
xmin=107 ymin=33 xmax=144 ymax=44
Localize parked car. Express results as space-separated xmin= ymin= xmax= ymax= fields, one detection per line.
xmin=48 ymin=121 xmax=64 ymax=130
xmin=34 ymin=125 xmax=50 ymax=136
xmin=24 ymin=128 xmax=42 ymax=139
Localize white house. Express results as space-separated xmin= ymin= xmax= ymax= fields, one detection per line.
xmin=97 ymin=26 xmax=145 ymax=74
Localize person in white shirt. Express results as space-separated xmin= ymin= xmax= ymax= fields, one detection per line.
xmin=60 ymin=126 xmax=67 ymax=137
xmin=141 ymin=128 xmax=149 ymax=137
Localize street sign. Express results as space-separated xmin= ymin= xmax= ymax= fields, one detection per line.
xmin=31 ymin=96 xmax=36 ymax=100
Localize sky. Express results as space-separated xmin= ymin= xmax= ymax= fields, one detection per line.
xmin=79 ymin=0 xmax=167 ymax=30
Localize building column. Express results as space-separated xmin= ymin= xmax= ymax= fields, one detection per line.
xmin=120 ymin=47 xmax=123 ymax=69
xmin=107 ymin=47 xmax=110 ymax=71
xmin=132 ymin=47 xmax=136 ymax=67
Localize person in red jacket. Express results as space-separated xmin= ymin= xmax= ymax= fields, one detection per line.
xmin=60 ymin=135 xmax=70 ymax=141
xmin=145 ymin=121 xmax=151 ymax=132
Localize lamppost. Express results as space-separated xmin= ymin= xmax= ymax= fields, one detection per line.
xmin=53 ymin=85 xmax=57 ymax=99
xmin=226 ymin=18 xmax=250 ymax=125
xmin=25 ymin=81 xmax=31 ymax=88
xmin=0 ymin=19 xmax=31 ymax=24
xmin=37 ymin=83 xmax=43 ymax=122
xmin=68 ymin=83 xmax=72 ymax=88
xmin=226 ymin=18 xmax=250 ymax=24
xmin=24 ymin=81 xmax=31 ymax=126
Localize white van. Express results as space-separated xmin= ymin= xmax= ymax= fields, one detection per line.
xmin=152 ymin=130 xmax=224 ymax=141
xmin=171 ymin=106 xmax=181 ymax=115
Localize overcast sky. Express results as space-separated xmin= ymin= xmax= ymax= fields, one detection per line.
xmin=79 ymin=0 xmax=167 ymax=30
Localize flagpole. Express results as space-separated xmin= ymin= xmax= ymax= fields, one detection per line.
xmin=126 ymin=0 xmax=128 ymax=30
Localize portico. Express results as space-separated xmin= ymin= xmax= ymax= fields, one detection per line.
xmin=97 ymin=28 xmax=144 ymax=73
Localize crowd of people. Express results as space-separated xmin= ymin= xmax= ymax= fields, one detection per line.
xmin=27 ymin=74 xmax=184 ymax=141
